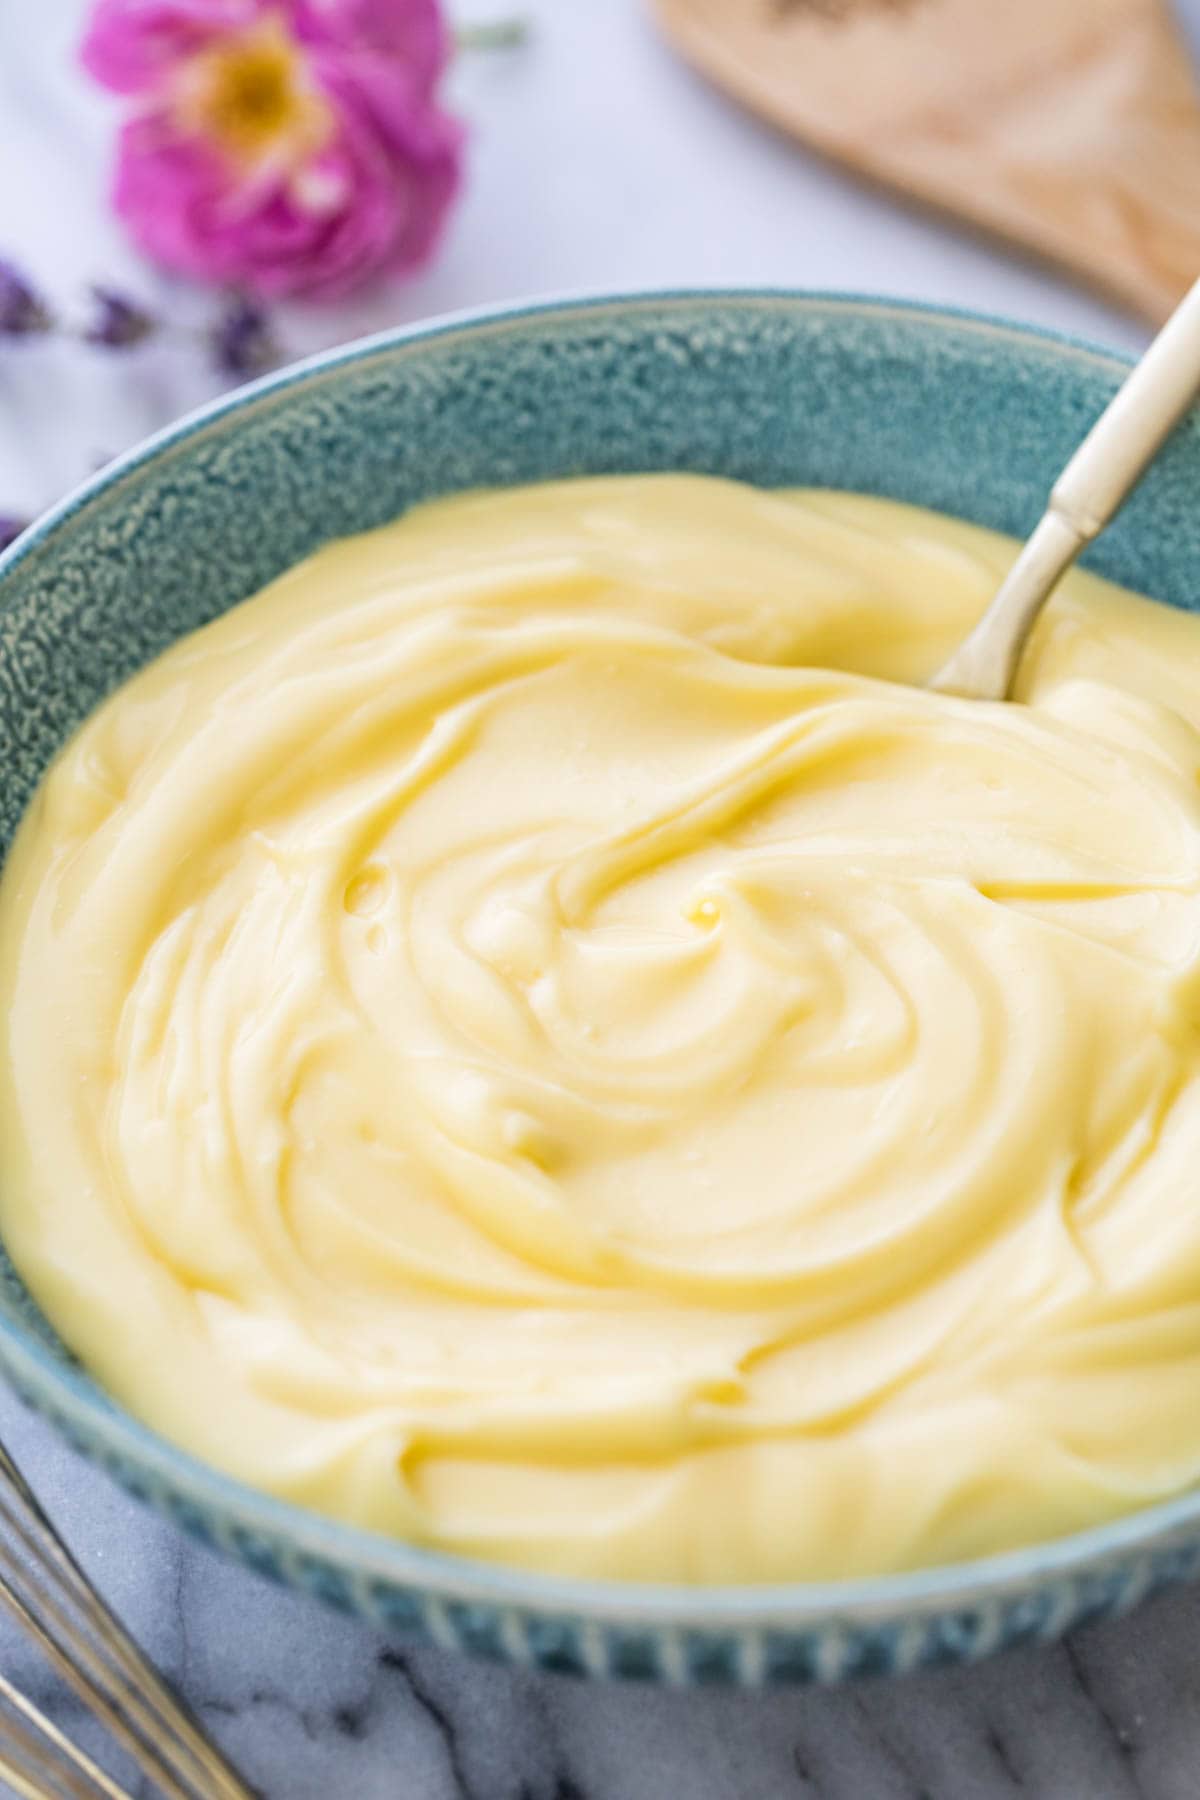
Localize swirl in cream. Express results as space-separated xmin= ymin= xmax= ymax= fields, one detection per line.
xmin=5 ymin=474 xmax=1200 ymax=1582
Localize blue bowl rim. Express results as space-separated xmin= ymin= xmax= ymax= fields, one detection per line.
xmin=1 ymin=284 xmax=1187 ymax=1631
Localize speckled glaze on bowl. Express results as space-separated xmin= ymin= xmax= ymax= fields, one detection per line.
xmin=2 ymin=292 xmax=1200 ymax=1687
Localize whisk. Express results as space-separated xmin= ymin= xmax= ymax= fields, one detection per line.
xmin=0 ymin=1434 xmax=256 ymax=1799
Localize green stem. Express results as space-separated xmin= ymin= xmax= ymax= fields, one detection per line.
xmin=455 ymin=17 xmax=529 ymax=52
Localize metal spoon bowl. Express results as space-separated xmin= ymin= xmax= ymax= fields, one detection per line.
xmin=931 ymin=275 xmax=1200 ymax=702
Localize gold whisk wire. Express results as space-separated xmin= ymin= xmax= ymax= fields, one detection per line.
xmin=0 ymin=1668 xmax=135 ymax=1799
xmin=0 ymin=1433 xmax=256 ymax=1799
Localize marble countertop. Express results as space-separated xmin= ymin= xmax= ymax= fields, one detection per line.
xmin=4 ymin=3 xmax=1200 ymax=1795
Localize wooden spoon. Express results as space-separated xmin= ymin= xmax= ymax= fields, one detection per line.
xmin=653 ymin=0 xmax=1200 ymax=324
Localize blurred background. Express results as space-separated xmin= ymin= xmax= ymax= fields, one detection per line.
xmin=5 ymin=0 xmax=1200 ymax=532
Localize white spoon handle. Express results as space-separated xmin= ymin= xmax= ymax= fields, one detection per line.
xmin=932 ymin=275 xmax=1200 ymax=701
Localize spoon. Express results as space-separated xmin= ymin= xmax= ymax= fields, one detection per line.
xmin=930 ymin=276 xmax=1200 ymax=702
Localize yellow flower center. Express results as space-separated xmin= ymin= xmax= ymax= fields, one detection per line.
xmin=174 ymin=15 xmax=333 ymax=174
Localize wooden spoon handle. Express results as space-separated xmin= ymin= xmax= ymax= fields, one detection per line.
xmin=654 ymin=0 xmax=1200 ymax=325
xmin=888 ymin=11 xmax=1200 ymax=327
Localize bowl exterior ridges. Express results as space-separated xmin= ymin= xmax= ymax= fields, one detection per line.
xmin=11 ymin=1346 xmax=1200 ymax=1683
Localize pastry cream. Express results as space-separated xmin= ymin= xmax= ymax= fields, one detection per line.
xmin=4 ymin=474 xmax=1200 ymax=1584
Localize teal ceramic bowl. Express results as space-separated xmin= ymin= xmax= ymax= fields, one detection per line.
xmin=2 ymin=292 xmax=1200 ymax=1686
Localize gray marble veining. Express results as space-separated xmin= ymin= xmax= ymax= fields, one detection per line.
xmin=7 ymin=1387 xmax=1200 ymax=1800
xmin=6 ymin=3 xmax=1200 ymax=1796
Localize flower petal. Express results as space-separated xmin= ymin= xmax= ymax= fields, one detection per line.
xmin=110 ymin=118 xmax=247 ymax=283
xmin=291 ymin=0 xmax=449 ymax=88
xmin=81 ymin=0 xmax=267 ymax=95
xmin=311 ymin=46 xmax=462 ymax=163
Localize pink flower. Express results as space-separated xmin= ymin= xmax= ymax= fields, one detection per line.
xmin=82 ymin=0 xmax=464 ymax=301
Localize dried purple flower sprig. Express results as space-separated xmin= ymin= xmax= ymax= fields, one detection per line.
xmin=0 ymin=258 xmax=283 ymax=379
xmin=207 ymin=297 xmax=282 ymax=381
xmin=0 ymin=259 xmax=286 ymax=546
xmin=0 ymin=263 xmax=53 ymax=336
xmin=83 ymin=286 xmax=158 ymax=351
